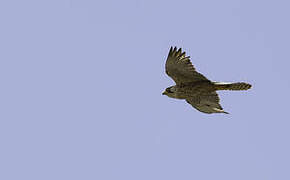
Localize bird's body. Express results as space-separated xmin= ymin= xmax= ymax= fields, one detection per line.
xmin=163 ymin=47 xmax=252 ymax=114
xmin=164 ymin=81 xmax=214 ymax=99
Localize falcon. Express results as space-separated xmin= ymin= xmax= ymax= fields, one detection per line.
xmin=162 ymin=47 xmax=252 ymax=114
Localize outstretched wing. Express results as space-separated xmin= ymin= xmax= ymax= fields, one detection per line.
xmin=186 ymin=92 xmax=228 ymax=114
xmin=165 ymin=47 xmax=209 ymax=85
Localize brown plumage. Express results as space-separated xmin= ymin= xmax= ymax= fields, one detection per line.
xmin=162 ymin=47 xmax=252 ymax=114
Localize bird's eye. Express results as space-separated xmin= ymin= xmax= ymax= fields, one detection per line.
xmin=167 ymin=88 xmax=173 ymax=93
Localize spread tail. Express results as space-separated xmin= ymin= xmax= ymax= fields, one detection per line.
xmin=214 ymin=82 xmax=252 ymax=91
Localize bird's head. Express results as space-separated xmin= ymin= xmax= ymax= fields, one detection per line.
xmin=162 ymin=86 xmax=176 ymax=98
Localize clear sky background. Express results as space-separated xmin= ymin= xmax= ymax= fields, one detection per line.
xmin=1 ymin=0 xmax=290 ymax=180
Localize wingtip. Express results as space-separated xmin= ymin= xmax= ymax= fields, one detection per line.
xmin=177 ymin=48 xmax=182 ymax=56
xmin=180 ymin=52 xmax=186 ymax=58
xmin=223 ymin=111 xmax=230 ymax=114
xmin=169 ymin=46 xmax=173 ymax=54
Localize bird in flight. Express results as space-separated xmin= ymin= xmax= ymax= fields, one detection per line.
xmin=162 ymin=47 xmax=252 ymax=114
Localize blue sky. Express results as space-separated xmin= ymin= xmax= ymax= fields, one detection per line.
xmin=1 ymin=0 xmax=290 ymax=179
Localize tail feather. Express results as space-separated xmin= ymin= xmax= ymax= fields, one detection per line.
xmin=214 ymin=82 xmax=252 ymax=91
